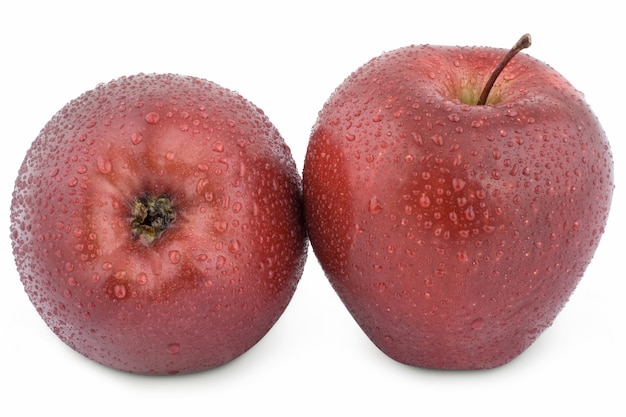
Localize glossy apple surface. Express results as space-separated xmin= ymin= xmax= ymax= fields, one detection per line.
xmin=11 ymin=73 xmax=307 ymax=375
xmin=303 ymin=43 xmax=613 ymax=369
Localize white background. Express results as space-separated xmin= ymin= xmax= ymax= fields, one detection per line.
xmin=1 ymin=1 xmax=624 ymax=415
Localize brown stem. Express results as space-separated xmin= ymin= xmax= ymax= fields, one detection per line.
xmin=476 ymin=34 xmax=532 ymax=105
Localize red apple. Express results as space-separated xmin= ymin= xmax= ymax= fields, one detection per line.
xmin=303 ymin=35 xmax=613 ymax=369
xmin=10 ymin=73 xmax=308 ymax=375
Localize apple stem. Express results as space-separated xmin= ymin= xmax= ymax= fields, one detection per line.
xmin=476 ymin=34 xmax=532 ymax=106
xmin=131 ymin=194 xmax=176 ymax=245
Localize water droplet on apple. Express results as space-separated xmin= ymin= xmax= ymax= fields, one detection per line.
xmin=216 ymin=255 xmax=226 ymax=270
xmin=346 ymin=133 xmax=356 ymax=141
xmin=196 ymin=178 xmax=209 ymax=195
xmin=214 ymin=221 xmax=228 ymax=232
xmin=452 ymin=178 xmax=466 ymax=191
xmin=228 ymin=239 xmax=241 ymax=253
xmin=97 ymin=156 xmax=112 ymax=174
xmin=372 ymin=114 xmax=383 ymax=123
xmin=452 ymin=154 xmax=463 ymax=167
xmin=471 ymin=318 xmax=484 ymax=330
xmin=457 ymin=251 xmax=469 ymax=262
xmin=136 ymin=272 xmax=148 ymax=285
xmin=130 ymin=132 xmax=143 ymax=145
xmin=213 ymin=141 xmax=224 ymax=152
xmin=368 ymin=197 xmax=383 ymax=214
xmin=168 ymin=250 xmax=181 ymax=264
xmin=114 ymin=284 xmax=127 ymax=299
xmin=166 ymin=343 xmax=180 ymax=354
xmin=431 ymin=134 xmax=444 ymax=146
xmin=145 ymin=112 xmax=160 ymax=124
xmin=419 ymin=194 xmax=431 ymax=208
xmin=503 ymin=73 xmax=515 ymax=81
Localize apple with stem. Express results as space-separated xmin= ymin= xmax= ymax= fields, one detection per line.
xmin=11 ymin=73 xmax=308 ymax=375
xmin=303 ymin=35 xmax=613 ymax=369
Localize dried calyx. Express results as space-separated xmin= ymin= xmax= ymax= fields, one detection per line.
xmin=131 ymin=194 xmax=176 ymax=245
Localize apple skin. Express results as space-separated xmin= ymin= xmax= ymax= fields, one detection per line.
xmin=11 ymin=73 xmax=308 ymax=375
xmin=303 ymin=44 xmax=613 ymax=369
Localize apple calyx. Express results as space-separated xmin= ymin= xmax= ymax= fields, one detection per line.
xmin=476 ymin=33 xmax=532 ymax=105
xmin=131 ymin=194 xmax=176 ymax=245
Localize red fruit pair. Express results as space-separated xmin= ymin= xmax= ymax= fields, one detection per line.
xmin=11 ymin=36 xmax=613 ymax=374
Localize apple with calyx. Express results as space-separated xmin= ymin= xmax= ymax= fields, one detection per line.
xmin=303 ymin=35 xmax=613 ymax=369
xmin=11 ymin=73 xmax=308 ymax=375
